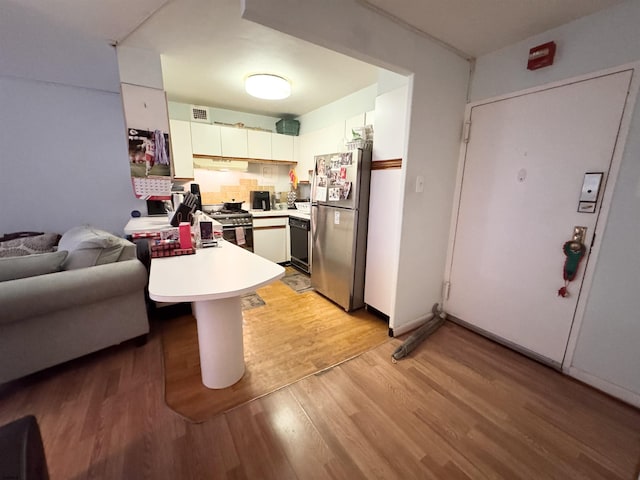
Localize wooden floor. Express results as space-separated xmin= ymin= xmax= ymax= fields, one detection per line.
xmin=0 ymin=309 xmax=639 ymax=478
xmin=161 ymin=274 xmax=389 ymax=421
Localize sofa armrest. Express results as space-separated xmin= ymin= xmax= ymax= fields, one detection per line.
xmin=0 ymin=259 xmax=148 ymax=325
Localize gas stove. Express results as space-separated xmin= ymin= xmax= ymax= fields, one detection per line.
xmin=203 ymin=208 xmax=254 ymax=251
xmin=204 ymin=209 xmax=252 ymax=227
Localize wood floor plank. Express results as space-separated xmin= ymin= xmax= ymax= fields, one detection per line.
xmin=344 ymin=346 xmax=511 ymax=479
xmin=290 ymin=375 xmax=399 ymax=479
xmin=161 ymin=272 xmax=389 ymax=421
xmin=225 ymin=401 xmax=298 ymax=479
xmin=258 ymin=388 xmax=336 ymax=477
xmin=0 ymin=302 xmax=639 ymax=479
xmin=424 ymin=324 xmax=640 ymax=477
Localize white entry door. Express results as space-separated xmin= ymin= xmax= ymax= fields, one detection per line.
xmin=445 ymin=70 xmax=632 ymax=365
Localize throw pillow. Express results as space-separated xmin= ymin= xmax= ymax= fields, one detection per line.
xmin=0 ymin=250 xmax=68 ymax=282
xmin=0 ymin=231 xmax=44 ymax=242
xmin=58 ymin=226 xmax=128 ymax=270
xmin=0 ymin=233 xmax=61 ymax=258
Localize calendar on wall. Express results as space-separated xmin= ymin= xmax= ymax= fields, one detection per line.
xmin=131 ymin=177 xmax=172 ymax=200
xmin=128 ymin=127 xmax=172 ymax=200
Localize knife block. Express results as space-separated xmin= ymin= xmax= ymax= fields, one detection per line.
xmin=170 ymin=203 xmax=194 ymax=227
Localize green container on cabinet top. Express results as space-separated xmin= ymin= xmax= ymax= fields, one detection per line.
xmin=276 ymin=118 xmax=300 ymax=136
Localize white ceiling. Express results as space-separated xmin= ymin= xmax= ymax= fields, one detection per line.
xmin=362 ymin=0 xmax=625 ymax=58
xmin=121 ymin=0 xmax=379 ymax=118
xmin=11 ymin=0 xmax=626 ymax=117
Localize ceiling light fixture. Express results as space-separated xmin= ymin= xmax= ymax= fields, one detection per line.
xmin=245 ymin=74 xmax=291 ymax=100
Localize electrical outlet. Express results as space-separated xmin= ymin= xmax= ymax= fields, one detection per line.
xmin=416 ymin=175 xmax=424 ymax=193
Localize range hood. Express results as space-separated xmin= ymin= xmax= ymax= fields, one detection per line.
xmin=193 ymin=156 xmax=248 ymax=172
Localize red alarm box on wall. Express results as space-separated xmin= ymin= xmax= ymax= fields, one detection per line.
xmin=527 ymin=41 xmax=556 ymax=70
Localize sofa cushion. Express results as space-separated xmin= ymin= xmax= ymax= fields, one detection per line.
xmin=57 ymin=226 xmax=131 ymax=270
xmin=0 ymin=233 xmax=61 ymax=258
xmin=0 ymin=250 xmax=68 ymax=282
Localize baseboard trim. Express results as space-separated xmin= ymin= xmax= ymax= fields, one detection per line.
xmin=567 ymin=367 xmax=640 ymax=409
xmin=390 ymin=315 xmax=431 ymax=337
xmin=364 ymin=304 xmax=389 ymax=321
xmin=447 ymin=315 xmax=562 ymax=370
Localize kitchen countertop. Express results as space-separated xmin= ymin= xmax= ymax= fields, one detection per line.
xmin=250 ymin=209 xmax=310 ymax=220
xmin=124 ymin=214 xmax=222 ymax=236
xmin=124 ymin=215 xmax=173 ymax=235
xmin=288 ymin=210 xmax=310 ymax=220
xmin=149 ymin=240 xmax=285 ymax=302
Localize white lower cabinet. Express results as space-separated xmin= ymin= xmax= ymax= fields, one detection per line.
xmin=253 ymin=216 xmax=288 ymax=263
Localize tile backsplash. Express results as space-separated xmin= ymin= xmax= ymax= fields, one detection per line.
xmin=191 ymin=164 xmax=293 ymax=206
xmin=201 ymin=178 xmax=277 ymax=204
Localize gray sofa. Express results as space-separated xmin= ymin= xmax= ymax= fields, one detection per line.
xmin=0 ymin=226 xmax=149 ymax=384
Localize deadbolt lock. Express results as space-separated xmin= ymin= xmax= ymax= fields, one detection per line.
xmin=573 ymin=226 xmax=587 ymax=245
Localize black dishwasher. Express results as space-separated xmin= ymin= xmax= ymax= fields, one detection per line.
xmin=289 ymin=216 xmax=310 ymax=273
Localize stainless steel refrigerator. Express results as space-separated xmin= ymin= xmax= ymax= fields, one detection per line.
xmin=311 ymin=147 xmax=372 ymax=311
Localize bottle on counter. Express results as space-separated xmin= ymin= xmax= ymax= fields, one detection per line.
xmin=287 ymin=188 xmax=297 ymax=209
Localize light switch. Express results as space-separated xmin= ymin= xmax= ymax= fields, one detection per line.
xmin=416 ymin=175 xmax=424 ymax=193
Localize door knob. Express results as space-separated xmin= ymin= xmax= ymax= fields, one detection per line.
xmin=558 ymin=226 xmax=587 ymax=298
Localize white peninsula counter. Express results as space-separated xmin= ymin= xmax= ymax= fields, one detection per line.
xmin=149 ymin=241 xmax=285 ymax=389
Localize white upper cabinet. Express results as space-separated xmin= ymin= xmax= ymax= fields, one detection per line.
xmin=180 ymin=121 xmax=296 ymax=163
xmin=220 ymin=126 xmax=248 ymax=158
xmin=169 ymin=119 xmax=194 ymax=179
xmin=272 ymin=133 xmax=294 ymax=161
xmin=247 ymin=130 xmax=271 ymax=160
xmin=121 ymin=83 xmax=169 ymax=132
xmin=190 ymin=123 xmax=221 ymax=156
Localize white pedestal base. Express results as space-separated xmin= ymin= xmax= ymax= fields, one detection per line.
xmin=192 ymin=296 xmax=245 ymax=389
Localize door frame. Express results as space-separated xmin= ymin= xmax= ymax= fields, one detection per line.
xmin=443 ymin=62 xmax=640 ymax=372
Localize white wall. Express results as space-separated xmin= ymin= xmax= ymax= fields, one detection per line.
xmin=470 ymin=0 xmax=640 ymax=399
xmin=243 ymin=0 xmax=470 ymax=332
xmin=117 ymin=46 xmax=164 ymax=90
xmin=377 ymin=70 xmax=410 ymax=96
xmin=297 ymin=84 xmax=377 ymax=134
xmin=471 ymin=1 xmax=640 ymax=102
xmin=0 ymin=1 xmax=142 ymax=236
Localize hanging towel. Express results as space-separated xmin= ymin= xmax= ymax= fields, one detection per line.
xmin=154 ymin=130 xmax=170 ymax=165
xmin=235 ymin=227 xmax=246 ymax=246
